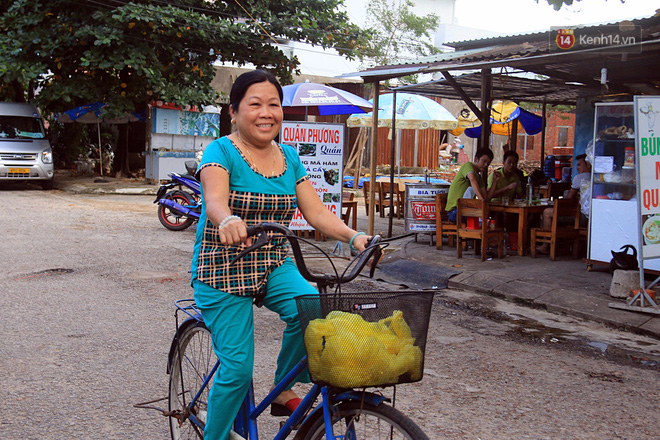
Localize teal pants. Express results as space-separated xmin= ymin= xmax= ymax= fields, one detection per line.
xmin=193 ymin=258 xmax=317 ymax=440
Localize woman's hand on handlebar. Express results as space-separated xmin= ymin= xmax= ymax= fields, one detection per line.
xmin=218 ymin=216 xmax=252 ymax=247
xmin=352 ymin=233 xmax=372 ymax=252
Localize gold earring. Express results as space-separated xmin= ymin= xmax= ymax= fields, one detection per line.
xmin=231 ymin=118 xmax=235 ymax=124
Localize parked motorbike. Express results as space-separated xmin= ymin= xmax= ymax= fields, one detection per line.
xmin=154 ymin=160 xmax=201 ymax=231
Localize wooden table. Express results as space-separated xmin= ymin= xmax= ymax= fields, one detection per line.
xmin=489 ymin=201 xmax=550 ymax=256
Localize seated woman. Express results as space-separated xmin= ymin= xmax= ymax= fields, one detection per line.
xmin=445 ymin=147 xmax=498 ymax=223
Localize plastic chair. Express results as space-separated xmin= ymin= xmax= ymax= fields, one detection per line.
xmin=456 ymin=198 xmax=504 ymax=261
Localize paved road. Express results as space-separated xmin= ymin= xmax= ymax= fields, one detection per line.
xmin=1 ymin=187 xmax=658 ymax=439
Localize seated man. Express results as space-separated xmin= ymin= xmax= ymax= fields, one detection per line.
xmin=445 ymin=147 xmax=498 ymax=223
xmin=488 ymin=150 xmax=524 ymax=234
xmin=536 ymin=153 xmax=591 ymax=254
xmin=487 ymin=150 xmax=524 ymax=201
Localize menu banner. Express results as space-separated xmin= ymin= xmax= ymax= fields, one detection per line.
xmin=635 ymin=96 xmax=660 ymax=258
xmin=280 ymin=121 xmax=345 ymax=230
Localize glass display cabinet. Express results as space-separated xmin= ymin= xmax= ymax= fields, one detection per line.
xmin=586 ymin=102 xmax=660 ymax=271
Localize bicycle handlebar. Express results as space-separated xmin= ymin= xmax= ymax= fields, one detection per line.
xmin=235 ymin=223 xmax=382 ymax=287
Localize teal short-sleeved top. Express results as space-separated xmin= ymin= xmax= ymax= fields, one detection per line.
xmin=190 ymin=136 xmax=308 ymax=297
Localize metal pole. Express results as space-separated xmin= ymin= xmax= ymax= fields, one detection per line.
xmin=368 ymin=83 xmax=380 ymax=236
xmin=388 ymin=91 xmax=397 ymax=238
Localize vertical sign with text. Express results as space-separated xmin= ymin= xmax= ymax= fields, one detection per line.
xmin=635 ymin=96 xmax=660 ymax=258
xmin=280 ymin=121 xmax=344 ymax=230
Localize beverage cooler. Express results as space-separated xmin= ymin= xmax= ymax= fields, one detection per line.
xmin=586 ymin=102 xmax=660 ymax=272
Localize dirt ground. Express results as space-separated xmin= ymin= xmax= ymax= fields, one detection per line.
xmin=1 ymin=187 xmax=658 ymax=439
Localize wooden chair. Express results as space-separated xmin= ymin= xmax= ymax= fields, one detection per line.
xmin=435 ymin=192 xmax=458 ymax=249
xmin=380 ymin=181 xmax=403 ymax=218
xmin=362 ymin=180 xmax=383 ymax=217
xmin=456 ymin=198 xmax=504 ymax=261
xmin=549 ymin=181 xmax=571 ymax=200
xmin=530 ymin=198 xmax=581 ymax=260
xmin=341 ymin=191 xmax=357 ymax=229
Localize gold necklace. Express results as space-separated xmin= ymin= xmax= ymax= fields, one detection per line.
xmin=237 ymin=134 xmax=277 ymax=177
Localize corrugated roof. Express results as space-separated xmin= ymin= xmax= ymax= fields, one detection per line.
xmin=339 ymin=14 xmax=660 ymax=103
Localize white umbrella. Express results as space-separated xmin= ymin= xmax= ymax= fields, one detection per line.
xmin=346 ymin=93 xmax=457 ymax=130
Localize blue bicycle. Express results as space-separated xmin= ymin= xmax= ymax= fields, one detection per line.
xmin=166 ymin=223 xmax=434 ymax=439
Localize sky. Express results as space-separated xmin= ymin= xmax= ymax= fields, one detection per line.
xmin=453 ymin=0 xmax=658 ymax=34
xmin=292 ymin=0 xmax=660 ymax=77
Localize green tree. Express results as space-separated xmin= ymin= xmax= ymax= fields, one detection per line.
xmin=544 ymin=0 xmax=576 ymax=11
xmin=0 ymin=0 xmax=367 ymax=115
xmin=359 ymin=0 xmax=440 ymax=77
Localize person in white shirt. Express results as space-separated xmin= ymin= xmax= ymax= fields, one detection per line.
xmin=536 ymin=154 xmax=591 ymax=254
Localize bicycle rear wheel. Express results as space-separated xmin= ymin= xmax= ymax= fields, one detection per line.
xmin=297 ymin=400 xmax=429 ymax=440
xmin=169 ymin=321 xmax=217 ymax=440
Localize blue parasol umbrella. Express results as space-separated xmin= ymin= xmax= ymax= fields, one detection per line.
xmin=57 ymin=103 xmax=144 ymax=175
xmin=281 ymin=81 xmax=373 ymax=116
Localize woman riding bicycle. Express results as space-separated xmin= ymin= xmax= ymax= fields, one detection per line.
xmin=190 ymin=70 xmax=370 ymax=440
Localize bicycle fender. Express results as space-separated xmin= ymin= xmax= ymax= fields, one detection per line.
xmin=302 ymin=391 xmax=389 ymax=424
xmin=295 ymin=390 xmax=390 ymax=438
xmin=333 ymin=390 xmax=390 ymax=406
xmin=166 ymin=317 xmax=205 ymax=375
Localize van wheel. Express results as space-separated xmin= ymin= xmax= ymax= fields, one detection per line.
xmin=41 ymin=179 xmax=55 ymax=190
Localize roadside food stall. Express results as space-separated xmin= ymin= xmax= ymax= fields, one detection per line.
xmin=145 ymin=102 xmax=221 ymax=181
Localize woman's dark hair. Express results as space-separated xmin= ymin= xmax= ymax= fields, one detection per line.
xmin=503 ymin=150 xmax=519 ymax=162
xmin=230 ymin=70 xmax=283 ymax=112
xmin=474 ymin=147 xmax=494 ymax=160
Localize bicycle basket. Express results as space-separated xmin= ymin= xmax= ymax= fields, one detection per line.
xmin=295 ymin=291 xmax=434 ymax=389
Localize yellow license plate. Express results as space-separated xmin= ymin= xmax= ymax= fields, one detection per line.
xmin=8 ymin=168 xmax=30 ymax=173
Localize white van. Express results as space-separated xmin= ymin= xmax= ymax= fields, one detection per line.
xmin=0 ymin=102 xmax=54 ymax=189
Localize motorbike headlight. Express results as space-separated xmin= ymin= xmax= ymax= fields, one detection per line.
xmin=42 ymin=148 xmax=53 ymax=164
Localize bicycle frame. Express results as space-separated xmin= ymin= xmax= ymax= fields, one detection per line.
xmin=182 ymin=353 xmax=388 ymax=440
xmin=171 ymin=301 xmax=389 ymax=440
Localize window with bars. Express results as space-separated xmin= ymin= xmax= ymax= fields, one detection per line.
xmin=557 ymin=126 xmax=569 ymax=147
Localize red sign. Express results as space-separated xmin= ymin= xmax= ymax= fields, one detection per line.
xmin=411 ymin=202 xmax=436 ymax=220
xmin=555 ymin=29 xmax=575 ymax=50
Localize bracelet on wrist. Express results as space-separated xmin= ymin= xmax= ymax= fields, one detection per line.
xmin=349 ymin=232 xmax=366 ymax=251
xmin=219 ymin=215 xmax=241 ymax=228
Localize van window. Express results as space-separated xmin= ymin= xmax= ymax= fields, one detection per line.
xmin=0 ymin=116 xmax=46 ymax=139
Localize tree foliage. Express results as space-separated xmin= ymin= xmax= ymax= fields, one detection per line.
xmin=359 ymin=0 xmax=440 ymax=69
xmin=0 ymin=0 xmax=367 ymax=115
xmin=543 ymin=0 xmax=576 ymax=11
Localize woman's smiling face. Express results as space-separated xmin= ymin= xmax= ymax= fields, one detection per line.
xmin=230 ymin=81 xmax=283 ymax=148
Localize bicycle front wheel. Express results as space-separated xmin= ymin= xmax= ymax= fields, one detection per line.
xmin=297 ymin=400 xmax=429 ymax=440
xmin=169 ymin=322 xmax=217 ymax=440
